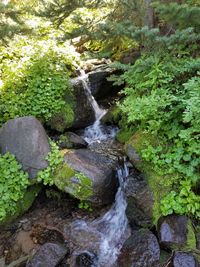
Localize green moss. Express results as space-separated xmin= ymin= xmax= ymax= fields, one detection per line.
xmin=186 ymin=220 xmax=196 ymax=250
xmin=0 ymin=184 xmax=41 ymax=226
xmin=54 ymin=162 xmax=76 ymax=190
xmin=116 ymin=127 xmax=134 ymax=143
xmin=54 ymin=163 xmax=93 ymax=201
xmin=125 ymin=131 xmax=180 ymax=225
xmin=58 ymin=134 xmax=73 ymax=149
xmin=102 ymin=105 xmax=121 ymax=125
xmin=48 ymin=105 xmax=75 ymax=132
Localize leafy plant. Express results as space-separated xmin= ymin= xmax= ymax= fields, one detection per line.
xmin=0 ymin=152 xmax=29 ymax=221
xmin=161 ymin=179 xmax=200 ymax=219
xmin=0 ymin=37 xmax=76 ymax=126
xmin=37 ymin=140 xmax=64 ymax=186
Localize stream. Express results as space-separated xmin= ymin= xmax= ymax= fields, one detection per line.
xmin=68 ymin=70 xmax=130 ymax=267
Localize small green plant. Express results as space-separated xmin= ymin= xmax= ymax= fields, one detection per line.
xmin=0 ymin=152 xmax=29 ymax=221
xmin=37 ymin=140 xmax=64 ymax=185
xmin=78 ymin=201 xmax=93 ymax=211
xmin=161 ymin=179 xmax=200 ymax=219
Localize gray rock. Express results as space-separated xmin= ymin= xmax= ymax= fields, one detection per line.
xmin=64 ymin=149 xmax=118 ymax=206
xmin=125 ymin=169 xmax=154 ymax=228
xmin=58 ymin=132 xmax=88 ymax=149
xmin=26 ymin=243 xmax=68 ymax=267
xmin=172 ymin=252 xmax=199 ymax=267
xmin=71 ymin=78 xmax=95 ymax=129
xmin=0 ymin=116 xmax=50 ymax=179
xmin=118 ymin=230 xmax=160 ymax=267
xmin=157 ymin=215 xmax=196 ymax=250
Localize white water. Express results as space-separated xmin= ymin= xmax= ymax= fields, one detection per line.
xmin=70 ymin=162 xmax=130 ymax=267
xmin=78 ymin=69 xmax=117 ymax=144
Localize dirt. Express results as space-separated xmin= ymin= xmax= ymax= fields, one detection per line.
xmin=0 ymin=187 xmax=109 ymax=266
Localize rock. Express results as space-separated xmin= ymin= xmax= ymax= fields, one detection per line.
xmin=125 ymin=131 xmax=183 ymax=224
xmin=71 ymin=78 xmax=95 ymax=129
xmin=47 ymin=78 xmax=95 ymax=132
xmin=31 ymin=224 xmax=65 ymax=245
xmin=101 ymin=105 xmax=121 ymax=125
xmin=76 ymin=252 xmax=98 ymax=267
xmin=171 ymin=252 xmax=199 ymax=267
xmin=0 ymin=116 xmax=50 ymax=179
xmin=26 ymin=243 xmax=69 ymax=267
xmin=118 ymin=230 xmax=160 ymax=267
xmin=54 ymin=149 xmax=118 ymax=206
xmin=58 ymin=132 xmax=88 ymax=149
xmin=125 ymin=169 xmax=154 ymax=228
xmin=157 ymin=215 xmax=196 ymax=250
xmin=87 ymin=66 xmax=121 ymax=99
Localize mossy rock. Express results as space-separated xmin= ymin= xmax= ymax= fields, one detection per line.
xmin=48 ymin=105 xmax=75 ymax=133
xmin=0 ymin=184 xmax=41 ymax=226
xmin=125 ymin=131 xmax=181 ymax=225
xmin=158 ymin=215 xmax=197 ymax=253
xmin=101 ymin=105 xmax=121 ymax=125
xmin=53 ymin=163 xmax=93 ymax=202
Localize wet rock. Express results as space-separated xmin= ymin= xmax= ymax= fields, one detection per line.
xmin=76 ymin=252 xmax=98 ymax=267
xmin=26 ymin=243 xmax=68 ymax=267
xmin=31 ymin=224 xmax=65 ymax=245
xmin=87 ymin=66 xmax=121 ymax=99
xmin=71 ymin=78 xmax=95 ymax=129
xmin=171 ymin=252 xmax=199 ymax=267
xmin=125 ymin=169 xmax=154 ymax=228
xmin=58 ymin=132 xmax=88 ymax=149
xmin=0 ymin=116 xmax=50 ymax=179
xmin=62 ymin=149 xmax=118 ymax=206
xmin=118 ymin=230 xmax=160 ymax=267
xmin=157 ymin=215 xmax=196 ymax=250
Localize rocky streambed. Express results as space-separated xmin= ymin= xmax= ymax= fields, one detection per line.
xmin=0 ymin=61 xmax=199 ymax=267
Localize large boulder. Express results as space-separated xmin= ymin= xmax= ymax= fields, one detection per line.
xmin=0 ymin=116 xmax=50 ymax=179
xmin=26 ymin=243 xmax=69 ymax=267
xmin=118 ymin=230 xmax=160 ymax=267
xmin=157 ymin=215 xmax=196 ymax=251
xmin=54 ymin=149 xmax=118 ymax=206
xmin=125 ymin=169 xmax=154 ymax=228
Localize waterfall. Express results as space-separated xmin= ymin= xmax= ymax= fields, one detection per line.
xmin=69 ymin=161 xmax=130 ymax=267
xmin=78 ymin=69 xmax=117 ymax=144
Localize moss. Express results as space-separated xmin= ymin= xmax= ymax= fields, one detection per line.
xmin=116 ymin=127 xmax=134 ymax=143
xmin=58 ymin=134 xmax=73 ymax=149
xmin=0 ymin=184 xmax=41 ymax=226
xmin=54 ymin=163 xmax=93 ymax=201
xmin=125 ymin=130 xmax=180 ymax=225
xmin=102 ymin=105 xmax=121 ymax=125
xmin=48 ymin=104 xmax=75 ymax=132
xmin=186 ymin=220 xmax=196 ymax=250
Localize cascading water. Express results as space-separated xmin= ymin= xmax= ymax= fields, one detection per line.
xmin=68 ymin=67 xmax=130 ymax=266
xmin=78 ymin=69 xmax=117 ymax=144
xmin=68 ymin=160 xmax=130 ymax=267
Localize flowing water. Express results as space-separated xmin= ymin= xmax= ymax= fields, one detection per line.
xmin=69 ymin=161 xmax=130 ymax=267
xmin=78 ymin=69 xmax=118 ymax=144
xmin=68 ymin=69 xmax=130 ymax=267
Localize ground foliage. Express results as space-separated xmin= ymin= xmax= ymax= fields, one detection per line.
xmin=115 ymin=2 xmax=200 ymax=219
xmin=0 ymin=0 xmax=200 ymax=221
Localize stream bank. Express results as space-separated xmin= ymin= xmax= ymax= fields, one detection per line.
xmin=0 ymin=61 xmax=199 ymax=267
